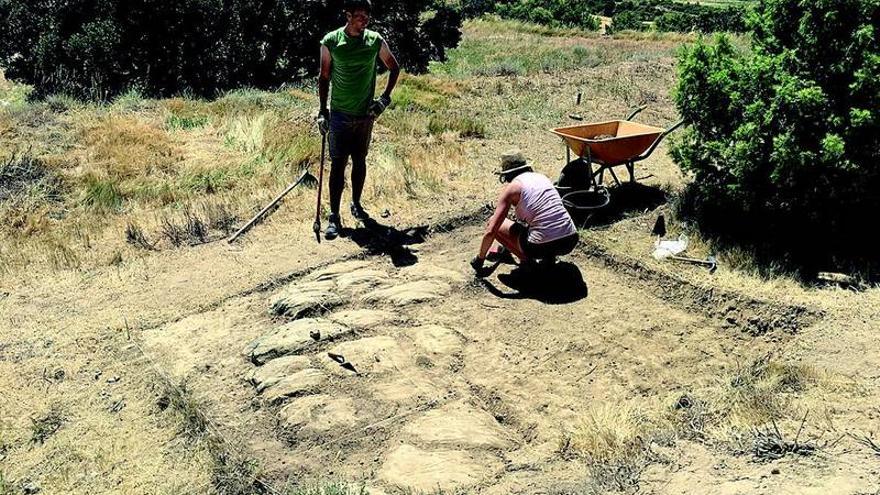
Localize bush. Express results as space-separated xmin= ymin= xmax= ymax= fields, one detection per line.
xmin=672 ymin=0 xmax=880 ymax=276
xmin=0 ymin=0 xmax=462 ymax=99
xmin=496 ymin=0 xmax=602 ymax=30
xmin=610 ymin=10 xmax=646 ymax=32
xmin=611 ymin=0 xmax=747 ymax=34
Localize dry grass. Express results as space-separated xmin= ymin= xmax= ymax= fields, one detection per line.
xmin=564 ymin=353 xmax=852 ymax=491
xmin=80 ymin=114 xmax=181 ymax=180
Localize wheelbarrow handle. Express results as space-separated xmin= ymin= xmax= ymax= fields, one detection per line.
xmin=635 ymin=118 xmax=685 ymax=162
xmin=625 ymin=105 xmax=647 ymax=121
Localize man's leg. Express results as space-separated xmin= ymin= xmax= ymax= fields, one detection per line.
xmin=494 ymin=219 xmax=528 ymax=261
xmin=349 ymin=117 xmax=374 ymax=219
xmin=328 ymin=155 xmax=348 ymax=217
xmin=351 ymin=155 xmax=366 ymax=208
xmin=327 ymin=112 xmax=351 ymax=238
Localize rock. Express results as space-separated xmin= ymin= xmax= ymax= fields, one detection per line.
xmin=22 ymin=481 xmax=41 ymax=494
xmin=309 ymin=261 xmax=372 ymax=282
xmin=363 ymin=280 xmax=450 ymax=307
xmin=248 ymin=319 xmax=351 ymax=364
xmin=262 ymin=369 xmax=327 ymax=405
xmin=408 ymin=325 xmax=464 ymax=356
xmin=379 ymin=444 xmax=502 ymax=492
xmin=401 ymin=264 xmax=469 ymax=284
xmin=327 ymin=309 xmax=400 ymax=330
xmin=370 ymin=373 xmax=446 ymax=404
xmin=248 ymin=355 xmax=312 ymax=393
xmin=269 ymin=281 xmax=342 ymax=319
xmin=279 ymin=394 xmax=361 ymax=434
xmin=335 ymin=269 xmax=390 ymax=293
xmin=402 ymin=402 xmax=515 ymax=450
xmin=323 ymin=336 xmax=409 ymax=376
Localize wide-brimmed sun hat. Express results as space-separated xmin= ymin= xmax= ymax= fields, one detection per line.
xmin=495 ymin=149 xmax=532 ymax=177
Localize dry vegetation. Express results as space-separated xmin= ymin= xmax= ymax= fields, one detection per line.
xmin=1 ymin=17 xmax=878 ymax=495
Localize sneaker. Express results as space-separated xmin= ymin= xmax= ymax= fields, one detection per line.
xmin=325 ymin=214 xmax=341 ymax=240
xmin=350 ymin=202 xmax=370 ymax=222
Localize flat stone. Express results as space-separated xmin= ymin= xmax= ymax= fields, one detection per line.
xmin=248 ymin=355 xmax=311 ymax=393
xmin=336 ymin=269 xmax=390 ymax=293
xmin=379 ymin=444 xmax=502 ymax=492
xmin=370 ymin=373 xmax=446 ymax=405
xmin=323 ymin=336 xmax=409 ymax=376
xmin=403 ymin=402 xmax=515 ymax=450
xmin=309 ymin=261 xmax=372 ymax=282
xmin=327 ymin=309 xmax=400 ymax=330
xmin=279 ymin=394 xmax=360 ymax=434
xmin=248 ymin=319 xmax=351 ymax=364
xmin=401 ymin=264 xmax=469 ymax=284
xmin=363 ymin=280 xmax=450 ymax=306
xmin=269 ymin=281 xmax=342 ymax=319
xmin=408 ymin=325 xmax=464 ymax=356
xmin=262 ymin=368 xmax=326 ymax=405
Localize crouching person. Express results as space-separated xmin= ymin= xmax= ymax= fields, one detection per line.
xmin=471 ymin=150 xmax=579 ymax=278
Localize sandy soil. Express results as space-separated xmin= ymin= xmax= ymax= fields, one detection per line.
xmin=140 ymin=220 xmax=880 ymax=494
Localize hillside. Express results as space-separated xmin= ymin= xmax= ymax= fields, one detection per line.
xmin=1 ymin=18 xmax=878 ymax=495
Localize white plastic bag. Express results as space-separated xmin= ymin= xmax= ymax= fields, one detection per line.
xmin=652 ymin=234 xmax=689 ymax=260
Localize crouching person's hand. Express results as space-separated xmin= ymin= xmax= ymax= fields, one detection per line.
xmin=470 ymin=256 xmax=495 ymax=278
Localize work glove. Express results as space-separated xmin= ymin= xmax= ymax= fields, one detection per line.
xmin=316 ymin=108 xmax=330 ymax=135
xmin=470 ymin=256 xmax=495 ymax=278
xmin=368 ymin=94 xmax=391 ymax=119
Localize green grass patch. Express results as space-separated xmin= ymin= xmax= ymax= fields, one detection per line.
xmin=0 ymin=470 xmax=13 ymax=495
xmin=0 ymin=76 xmax=32 ymax=107
xmin=428 ymin=113 xmax=486 ymax=138
xmin=432 ymin=32 xmax=610 ymax=78
xmin=80 ymin=174 xmax=124 ymax=211
xmin=284 ymin=483 xmax=368 ymax=495
xmin=166 ymin=113 xmax=210 ymax=131
xmin=30 ymin=403 xmax=66 ymax=444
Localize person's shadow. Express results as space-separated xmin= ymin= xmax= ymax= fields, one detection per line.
xmin=480 ymin=261 xmax=589 ymax=304
xmin=341 ymin=217 xmax=426 ymax=267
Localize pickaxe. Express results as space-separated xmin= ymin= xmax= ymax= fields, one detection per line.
xmin=670 ymin=255 xmax=718 ymax=273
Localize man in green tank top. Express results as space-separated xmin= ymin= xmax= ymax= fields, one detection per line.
xmin=318 ymin=0 xmax=400 ymax=240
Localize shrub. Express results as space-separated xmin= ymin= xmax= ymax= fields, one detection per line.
xmin=610 ymin=10 xmax=646 ymax=32
xmin=0 ymin=0 xmax=462 ymax=99
xmin=611 ymin=0 xmax=747 ymax=34
xmin=672 ymin=0 xmax=880 ymax=276
xmin=496 ymin=0 xmax=602 ymax=30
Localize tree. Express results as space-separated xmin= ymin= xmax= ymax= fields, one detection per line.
xmin=672 ymin=0 xmax=880 ymax=275
xmin=0 ymin=0 xmax=462 ymax=99
xmin=495 ymin=0 xmax=602 ymax=30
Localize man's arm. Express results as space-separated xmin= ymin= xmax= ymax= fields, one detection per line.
xmin=318 ymin=45 xmax=332 ymax=113
xmin=478 ymin=184 xmax=518 ymax=259
xmin=378 ymin=40 xmax=400 ymax=99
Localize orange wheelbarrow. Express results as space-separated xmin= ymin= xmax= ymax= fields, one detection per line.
xmin=551 ymin=107 xmax=684 ymax=188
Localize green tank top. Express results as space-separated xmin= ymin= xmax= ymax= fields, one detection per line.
xmin=321 ymin=27 xmax=383 ymax=117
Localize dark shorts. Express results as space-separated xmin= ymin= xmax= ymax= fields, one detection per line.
xmin=511 ymin=222 xmax=579 ymax=260
xmin=329 ymin=110 xmax=374 ymax=161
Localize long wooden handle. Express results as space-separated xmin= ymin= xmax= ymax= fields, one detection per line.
xmin=313 ymin=133 xmax=326 ymax=242
xmin=227 ymin=172 xmax=308 ymax=244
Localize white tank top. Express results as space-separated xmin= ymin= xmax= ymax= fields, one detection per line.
xmin=513 ymin=172 xmax=577 ymax=244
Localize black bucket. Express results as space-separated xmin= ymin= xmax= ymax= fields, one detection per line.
xmin=558 ymin=186 xmax=611 ymax=226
